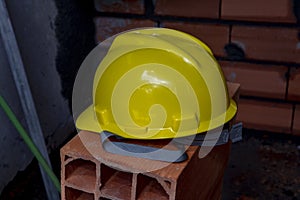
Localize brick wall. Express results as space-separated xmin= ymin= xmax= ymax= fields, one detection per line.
xmin=93 ymin=0 xmax=300 ymax=135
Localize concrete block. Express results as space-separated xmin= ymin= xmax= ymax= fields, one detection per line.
xmin=237 ymin=99 xmax=293 ymax=133
xmin=94 ymin=0 xmax=144 ymax=14
xmin=220 ymin=61 xmax=288 ymax=99
xmin=221 ymin=0 xmax=296 ymax=23
xmin=231 ymin=26 xmax=300 ymax=63
xmin=162 ymin=22 xmax=229 ymax=56
xmin=154 ymin=0 xmax=220 ymax=19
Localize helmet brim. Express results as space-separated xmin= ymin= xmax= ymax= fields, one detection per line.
xmin=75 ymin=98 xmax=237 ymax=137
xmin=76 ymin=104 xmax=103 ymax=133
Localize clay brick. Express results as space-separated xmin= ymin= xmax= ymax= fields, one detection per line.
xmin=155 ymin=0 xmax=220 ymax=19
xmin=231 ymin=26 xmax=300 ymax=63
xmin=292 ymin=105 xmax=300 ymax=135
xmin=288 ymin=67 xmax=300 ymax=101
xmin=95 ymin=17 xmax=156 ymax=42
xmin=163 ymin=22 xmax=229 ymax=56
xmin=61 ymin=131 xmax=232 ymax=200
xmin=94 ymin=0 xmax=144 ymax=14
xmin=237 ymin=99 xmax=293 ymax=133
xmin=221 ymin=0 xmax=296 ymax=23
xmin=220 ymin=61 xmax=288 ymax=99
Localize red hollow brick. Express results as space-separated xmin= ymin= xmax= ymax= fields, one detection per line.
xmin=220 ymin=61 xmax=288 ymax=99
xmin=61 ymin=131 xmax=231 ymax=200
xmin=231 ymin=26 xmax=300 ymax=63
xmin=155 ymin=0 xmax=220 ymax=19
xmin=237 ymin=99 xmax=293 ymax=133
xmin=94 ymin=0 xmax=144 ymax=14
xmin=221 ymin=0 xmax=296 ymax=23
xmin=95 ymin=17 xmax=156 ymax=42
xmin=163 ymin=22 xmax=229 ymax=56
xmin=288 ymin=67 xmax=300 ymax=101
xmin=292 ymin=105 xmax=300 ymax=135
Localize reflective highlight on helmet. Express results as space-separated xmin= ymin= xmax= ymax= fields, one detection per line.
xmin=110 ymin=63 xmax=200 ymax=139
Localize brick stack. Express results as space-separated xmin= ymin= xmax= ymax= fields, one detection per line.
xmin=93 ymin=0 xmax=300 ymax=135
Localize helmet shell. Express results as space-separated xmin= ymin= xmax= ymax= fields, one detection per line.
xmin=75 ymin=28 xmax=237 ymax=139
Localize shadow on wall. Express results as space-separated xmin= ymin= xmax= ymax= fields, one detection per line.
xmin=54 ymin=0 xmax=96 ymax=110
xmin=294 ymin=0 xmax=300 ymax=24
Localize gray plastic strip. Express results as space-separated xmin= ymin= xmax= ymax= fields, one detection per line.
xmin=100 ymin=123 xmax=242 ymax=163
xmin=101 ymin=132 xmax=188 ymax=163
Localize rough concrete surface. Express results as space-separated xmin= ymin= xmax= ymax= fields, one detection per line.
xmin=0 ymin=0 xmax=74 ymax=193
xmin=5 ymin=0 xmax=72 ymax=146
xmin=54 ymin=0 xmax=95 ymax=105
xmin=0 ymin=34 xmax=33 ymax=194
xmin=222 ymin=129 xmax=300 ymax=200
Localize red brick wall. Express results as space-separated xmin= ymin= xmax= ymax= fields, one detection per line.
xmin=93 ymin=0 xmax=300 ymax=135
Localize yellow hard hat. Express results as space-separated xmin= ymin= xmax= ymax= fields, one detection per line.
xmin=75 ymin=28 xmax=237 ymax=139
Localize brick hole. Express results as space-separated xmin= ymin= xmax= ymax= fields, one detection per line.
xmin=224 ymin=43 xmax=245 ymax=60
xmin=65 ymin=159 xmax=96 ymax=192
xmin=100 ymin=164 xmax=132 ymax=200
xmin=65 ymin=186 xmax=94 ymax=200
xmin=136 ymin=174 xmax=169 ymax=200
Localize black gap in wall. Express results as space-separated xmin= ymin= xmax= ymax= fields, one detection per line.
xmin=54 ymin=0 xmax=96 ymax=111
